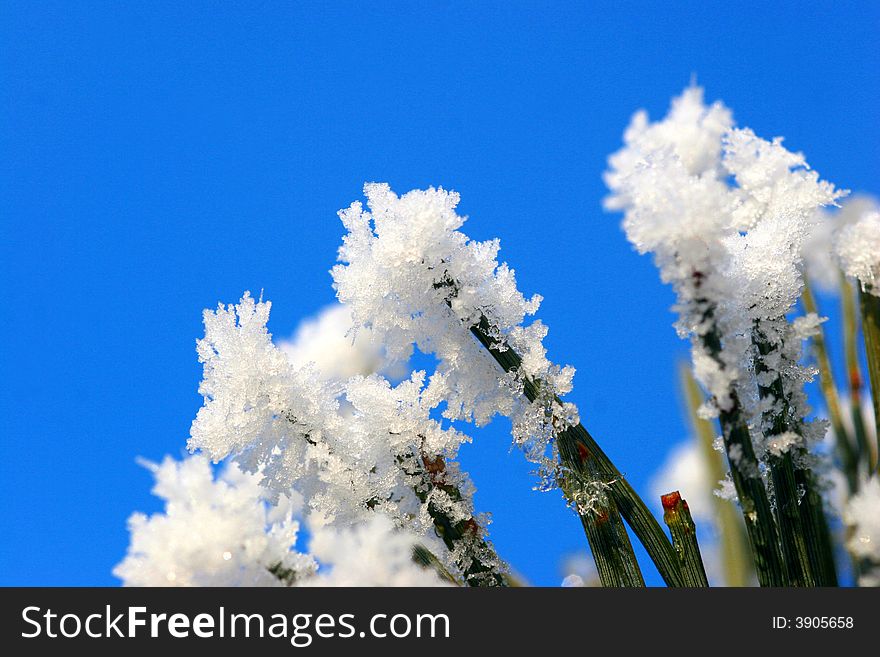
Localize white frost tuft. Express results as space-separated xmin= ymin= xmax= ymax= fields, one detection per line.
xmin=845 ymin=476 xmax=880 ymax=586
xmin=836 ymin=209 xmax=880 ymax=295
xmin=114 ymin=457 xmax=315 ymax=587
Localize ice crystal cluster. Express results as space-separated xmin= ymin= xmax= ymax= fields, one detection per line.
xmin=605 ymin=85 xmax=844 ymax=481
xmin=115 ymin=456 xmax=445 ymax=587
xmin=177 ymin=290 xmax=501 ymax=586
xmin=332 ymin=183 xmax=579 ymax=484
xmin=114 ymin=456 xmax=316 ymax=587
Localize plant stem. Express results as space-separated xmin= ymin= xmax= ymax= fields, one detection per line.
xmin=661 ymin=491 xmax=709 ymax=587
xmin=296 ymin=408 xmax=507 ymax=586
xmin=411 ymin=544 xmax=460 ymax=584
xmin=697 ymin=307 xmax=788 ymax=587
xmin=860 ymin=286 xmax=880 ymax=472
xmin=753 ymin=324 xmax=838 ymax=586
xmin=557 ymin=446 xmax=647 ymax=587
xmin=766 ymin=452 xmax=813 ymax=586
xmin=468 ymin=315 xmax=676 ymax=587
xmin=795 ymin=467 xmax=839 ymax=586
xmin=680 ymin=364 xmax=753 ymax=586
xmin=405 ymin=452 xmax=509 ymax=587
xmin=802 ymin=280 xmax=858 ymax=491
xmin=842 ymin=275 xmax=872 ymax=470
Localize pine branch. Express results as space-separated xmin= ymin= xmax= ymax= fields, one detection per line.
xmin=765 ymin=452 xmax=814 ymax=586
xmin=557 ymin=434 xmax=646 ymax=587
xmin=753 ymin=330 xmax=834 ymax=586
xmin=403 ymin=452 xmax=509 ymax=587
xmin=467 ymin=314 xmax=674 ymax=587
xmin=859 ymin=286 xmax=880 ymax=472
xmin=842 ymin=275 xmax=873 ymax=469
xmin=697 ymin=305 xmax=788 ymax=586
xmin=680 ymin=364 xmax=753 ymax=586
xmin=433 ymin=275 xmax=679 ymax=585
xmin=661 ymin=491 xmax=709 ymax=587
xmin=795 ymin=467 xmax=839 ymax=586
xmin=289 ymin=413 xmax=507 ymax=587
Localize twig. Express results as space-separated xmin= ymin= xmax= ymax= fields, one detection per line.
xmin=404 ymin=452 xmax=509 ymax=587
xmin=557 ymin=435 xmax=646 ymax=587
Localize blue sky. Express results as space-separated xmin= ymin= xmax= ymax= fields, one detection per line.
xmin=2 ymin=1 xmax=878 ymax=586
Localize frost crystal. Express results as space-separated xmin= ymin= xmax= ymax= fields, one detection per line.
xmin=115 ymin=457 xmax=451 ymax=587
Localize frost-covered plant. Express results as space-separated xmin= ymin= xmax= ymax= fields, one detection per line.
xmin=117 ymin=85 xmax=879 ymax=588
xmin=332 ymin=183 xmax=684 ymax=587
xmin=834 ymin=206 xmax=880 ymax=463
xmin=115 ymin=456 xmax=446 ymax=587
xmin=803 ymin=197 xmax=878 ymax=293
xmin=118 ymin=187 xmax=685 ymax=588
xmin=605 ymin=86 xmax=840 ymax=451
xmin=181 ymin=293 xmax=506 ymax=586
xmin=605 ymin=85 xmax=847 ymax=586
xmin=801 ymin=196 xmax=880 ymax=503
xmin=331 ymin=183 xmax=574 ymax=488
xmin=799 ymin=194 xmax=880 ymax=588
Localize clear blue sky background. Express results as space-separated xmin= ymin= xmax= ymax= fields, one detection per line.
xmin=2 ymin=2 xmax=878 ymax=586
